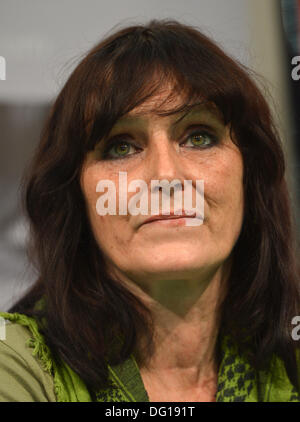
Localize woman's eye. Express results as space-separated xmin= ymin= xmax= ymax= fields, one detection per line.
xmin=103 ymin=140 xmax=138 ymax=159
xmin=183 ymin=131 xmax=217 ymax=149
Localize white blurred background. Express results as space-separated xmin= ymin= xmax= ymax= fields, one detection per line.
xmin=0 ymin=0 xmax=299 ymax=310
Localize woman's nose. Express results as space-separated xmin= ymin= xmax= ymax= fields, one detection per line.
xmin=146 ymin=136 xmax=184 ymax=184
xmin=143 ymin=137 xmax=187 ymax=214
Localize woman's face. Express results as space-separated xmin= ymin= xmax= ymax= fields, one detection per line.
xmin=80 ymin=87 xmax=244 ymax=293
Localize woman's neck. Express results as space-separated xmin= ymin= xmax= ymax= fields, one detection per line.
xmin=137 ymin=273 xmax=222 ymax=396
xmin=107 ymin=261 xmax=230 ymax=400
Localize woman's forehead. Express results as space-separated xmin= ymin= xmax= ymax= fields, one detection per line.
xmin=112 ymin=101 xmax=224 ymax=129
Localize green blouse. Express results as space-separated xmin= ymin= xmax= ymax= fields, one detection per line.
xmin=0 ymin=310 xmax=299 ymax=402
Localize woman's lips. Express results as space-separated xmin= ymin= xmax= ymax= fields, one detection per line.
xmin=144 ymin=217 xmax=191 ymax=226
xmin=141 ymin=214 xmax=198 ymax=227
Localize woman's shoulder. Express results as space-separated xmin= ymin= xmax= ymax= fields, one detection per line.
xmin=0 ymin=310 xmax=95 ymax=402
xmin=0 ymin=311 xmax=56 ymax=402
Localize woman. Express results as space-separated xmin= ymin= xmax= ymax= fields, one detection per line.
xmin=0 ymin=19 xmax=299 ymax=402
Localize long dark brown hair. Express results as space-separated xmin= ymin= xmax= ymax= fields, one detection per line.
xmin=9 ymin=19 xmax=300 ymax=394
